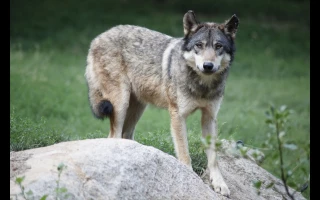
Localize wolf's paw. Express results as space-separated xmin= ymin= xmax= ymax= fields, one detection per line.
xmin=210 ymin=170 xmax=230 ymax=197
xmin=183 ymin=162 xmax=193 ymax=171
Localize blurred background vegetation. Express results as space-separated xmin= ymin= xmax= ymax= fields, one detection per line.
xmin=10 ymin=0 xmax=310 ymax=198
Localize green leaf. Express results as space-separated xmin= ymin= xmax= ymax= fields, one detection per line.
xmin=15 ymin=176 xmax=25 ymax=184
xmin=300 ymin=166 xmax=308 ymax=176
xmin=63 ymin=193 xmax=71 ymax=199
xmin=57 ymin=163 xmax=65 ymax=172
xmin=252 ymin=151 xmax=258 ymax=159
xmin=283 ymin=111 xmax=290 ymax=118
xmin=26 ymin=189 xmax=33 ymax=196
xmin=215 ymin=140 xmax=222 ymax=151
xmin=268 ymin=124 xmax=276 ymax=129
xmin=287 ymin=180 xmax=297 ymax=188
xmin=201 ymin=135 xmax=212 ymax=148
xmin=265 ymin=111 xmax=271 ymax=117
xmin=200 ymin=138 xmax=209 ymax=150
xmin=283 ymin=143 xmax=297 ymax=150
xmin=279 ymin=131 xmax=286 ymax=139
xmin=239 ymin=147 xmax=248 ymax=156
xmin=265 ymin=182 xmax=274 ymax=189
xmin=270 ymin=105 xmax=275 ymax=115
xmin=253 ymin=180 xmax=262 ymax=189
xmin=261 ymin=142 xmax=267 ymax=148
xmin=265 ymin=119 xmax=273 ymax=124
xmin=60 ymin=187 xmax=68 ymax=193
xmin=40 ymin=194 xmax=48 ymax=200
xmin=56 ymin=187 xmax=68 ymax=193
xmin=280 ymin=105 xmax=287 ymax=112
xmin=275 ymin=112 xmax=282 ymax=120
xmin=206 ymin=135 xmax=211 ymax=144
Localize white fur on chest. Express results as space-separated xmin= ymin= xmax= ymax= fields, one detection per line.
xmin=176 ymin=89 xmax=223 ymax=118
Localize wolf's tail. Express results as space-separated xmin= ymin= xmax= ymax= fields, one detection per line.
xmin=92 ymin=99 xmax=113 ymax=119
xmin=85 ymin=76 xmax=114 ymax=118
xmin=85 ymin=50 xmax=114 ymax=120
xmin=85 ymin=75 xmax=114 ymax=119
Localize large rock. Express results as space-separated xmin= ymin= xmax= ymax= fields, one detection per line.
xmin=202 ymin=140 xmax=306 ymax=200
xmin=10 ymin=138 xmax=219 ymax=200
xmin=10 ymin=138 xmax=306 ymax=200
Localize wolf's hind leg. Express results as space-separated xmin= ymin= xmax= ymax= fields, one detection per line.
xmin=107 ymin=84 xmax=131 ymax=139
xmin=122 ymin=94 xmax=146 ymax=140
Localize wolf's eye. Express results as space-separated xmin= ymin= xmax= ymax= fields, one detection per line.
xmin=195 ymin=43 xmax=203 ymax=49
xmin=215 ymin=43 xmax=223 ymax=50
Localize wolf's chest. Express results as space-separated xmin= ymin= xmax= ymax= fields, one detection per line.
xmin=180 ymin=69 xmax=227 ymax=100
xmin=185 ymin=82 xmax=225 ymax=100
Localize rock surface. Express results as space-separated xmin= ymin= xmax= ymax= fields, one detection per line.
xmin=202 ymin=140 xmax=306 ymax=200
xmin=10 ymin=138 xmax=306 ymax=200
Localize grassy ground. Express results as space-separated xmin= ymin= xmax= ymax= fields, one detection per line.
xmin=10 ymin=0 xmax=310 ymax=198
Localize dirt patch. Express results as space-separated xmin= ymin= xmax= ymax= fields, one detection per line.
xmin=10 ymin=151 xmax=32 ymax=179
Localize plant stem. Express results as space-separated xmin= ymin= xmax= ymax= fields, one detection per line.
xmin=276 ymin=122 xmax=295 ymax=200
xmin=56 ymin=170 xmax=61 ymax=200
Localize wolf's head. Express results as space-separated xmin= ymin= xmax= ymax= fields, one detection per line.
xmin=182 ymin=11 xmax=239 ymax=76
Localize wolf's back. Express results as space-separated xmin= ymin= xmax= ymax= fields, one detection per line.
xmin=85 ymin=25 xmax=175 ymax=118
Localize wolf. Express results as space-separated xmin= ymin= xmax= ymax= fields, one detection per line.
xmin=85 ymin=10 xmax=239 ymax=196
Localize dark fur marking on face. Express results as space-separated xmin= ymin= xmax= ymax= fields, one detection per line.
xmin=208 ymin=29 xmax=213 ymax=47
xmin=182 ymin=24 xmax=236 ymax=63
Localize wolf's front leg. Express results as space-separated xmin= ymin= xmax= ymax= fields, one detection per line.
xmin=201 ymin=107 xmax=230 ymax=197
xmin=169 ymin=105 xmax=192 ymax=169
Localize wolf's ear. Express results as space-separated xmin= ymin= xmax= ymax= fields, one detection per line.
xmin=222 ymin=14 xmax=239 ymax=39
xmin=183 ymin=10 xmax=199 ymax=37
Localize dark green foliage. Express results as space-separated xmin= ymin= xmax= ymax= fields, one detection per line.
xmin=10 ymin=110 xmax=70 ymax=151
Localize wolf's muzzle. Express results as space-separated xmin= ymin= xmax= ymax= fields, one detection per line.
xmin=203 ymin=62 xmax=218 ymax=73
xmin=203 ymin=62 xmax=213 ymax=70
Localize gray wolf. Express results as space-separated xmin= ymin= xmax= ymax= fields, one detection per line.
xmin=85 ymin=10 xmax=239 ymax=197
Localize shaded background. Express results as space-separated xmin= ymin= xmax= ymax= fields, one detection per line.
xmin=10 ymin=0 xmax=310 ymax=198
xmin=10 ymin=0 xmax=309 ymax=54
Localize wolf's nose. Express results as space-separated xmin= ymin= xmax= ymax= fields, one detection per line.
xmin=203 ymin=62 xmax=214 ymax=70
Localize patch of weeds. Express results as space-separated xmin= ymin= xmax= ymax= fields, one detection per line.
xmin=10 ymin=109 xmax=70 ymax=151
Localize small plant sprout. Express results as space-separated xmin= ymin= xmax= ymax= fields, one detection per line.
xmin=264 ymin=104 xmax=309 ymax=200
xmin=55 ymin=163 xmax=69 ymax=200
xmin=12 ymin=163 xmax=69 ymax=200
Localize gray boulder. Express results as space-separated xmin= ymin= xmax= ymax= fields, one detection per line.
xmin=10 ymin=138 xmax=219 ymax=200
xmin=202 ymin=139 xmax=306 ymax=200
xmin=10 ymin=138 xmax=306 ymax=200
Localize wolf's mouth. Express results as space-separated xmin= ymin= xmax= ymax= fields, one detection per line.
xmin=203 ymin=70 xmax=216 ymax=75
xmin=201 ymin=67 xmax=219 ymax=75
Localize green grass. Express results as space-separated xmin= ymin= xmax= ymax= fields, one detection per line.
xmin=10 ymin=0 xmax=310 ymax=198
